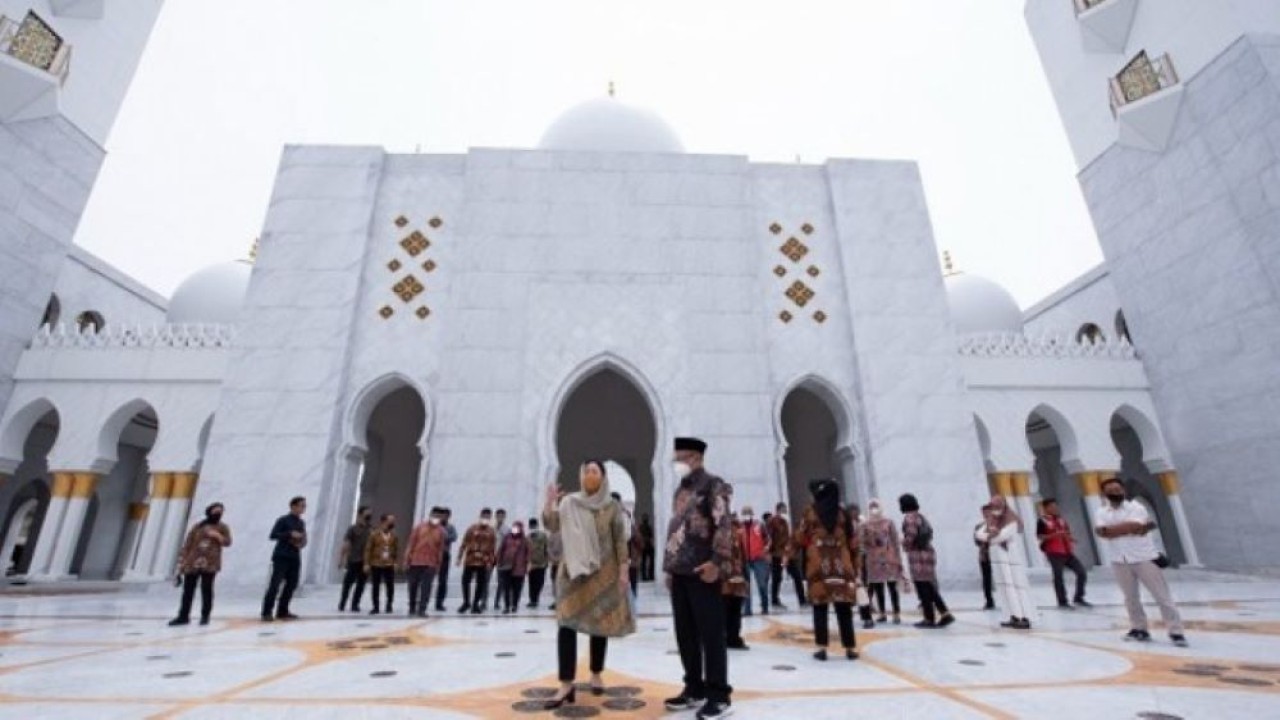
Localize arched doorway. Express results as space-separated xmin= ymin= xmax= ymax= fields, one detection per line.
xmin=778 ymin=384 xmax=855 ymax=515
xmin=73 ymin=403 xmax=157 ymax=579
xmin=1111 ymin=412 xmax=1184 ymax=564
xmin=356 ymin=386 xmax=427 ymax=556
xmin=0 ymin=404 xmax=59 ymax=576
xmin=554 ymin=368 xmax=657 ymax=527
xmin=1026 ymin=407 xmax=1099 ymax=565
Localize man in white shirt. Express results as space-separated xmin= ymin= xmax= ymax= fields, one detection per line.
xmin=1094 ymin=477 xmax=1187 ymax=647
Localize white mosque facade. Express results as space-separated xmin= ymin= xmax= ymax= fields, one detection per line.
xmin=0 ymin=0 xmax=1243 ymax=590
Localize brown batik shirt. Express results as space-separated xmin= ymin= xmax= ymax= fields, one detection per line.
xmin=663 ymin=468 xmax=734 ymax=579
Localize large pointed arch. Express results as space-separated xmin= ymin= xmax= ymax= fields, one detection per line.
xmin=0 ymin=398 xmax=60 ymax=471
xmin=95 ymin=398 xmax=159 ymax=470
xmin=773 ymin=373 xmax=864 ymax=509
xmin=343 ymin=372 xmax=435 ymax=453
xmin=973 ymin=413 xmax=996 ymax=474
xmin=1027 ymin=403 xmax=1081 ymax=472
xmin=1111 ymin=403 xmax=1171 ymax=472
xmin=771 ymin=374 xmax=857 ymax=453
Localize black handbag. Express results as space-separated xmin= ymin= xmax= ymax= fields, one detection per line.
xmin=1153 ymin=553 xmax=1171 ymax=569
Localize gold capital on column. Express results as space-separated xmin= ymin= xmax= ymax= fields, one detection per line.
xmin=128 ymin=502 xmax=150 ymax=521
xmin=170 ymin=473 xmax=198 ymax=499
xmin=992 ymin=472 xmax=1013 ymax=498
xmin=1158 ymin=471 xmax=1181 ymax=496
xmin=50 ymin=472 xmax=76 ymax=498
xmin=1009 ymin=472 xmax=1031 ymax=497
xmin=70 ymin=473 xmax=99 ymax=499
xmin=1076 ymin=471 xmax=1101 ymax=497
xmin=151 ymin=472 xmax=174 ymax=500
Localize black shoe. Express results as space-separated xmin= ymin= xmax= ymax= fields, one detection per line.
xmin=168 ymin=618 xmax=190 ymax=627
xmin=762 ymin=607 xmax=769 ymax=616
xmin=351 ymin=606 xmax=361 ymax=613
xmin=1074 ymin=599 xmax=1093 ymax=608
xmin=937 ymin=613 xmax=955 ymax=628
xmin=813 ymin=649 xmax=828 ymax=661
xmin=727 ymin=639 xmax=750 ymax=650
xmin=435 ymin=605 xmax=446 ymax=612
xmin=549 ymin=603 xmax=556 ymax=611
xmin=1058 ymin=603 xmax=1075 ymax=610
xmin=471 ymin=606 xmax=483 ymax=615
xmin=876 ymin=615 xmax=888 ymax=623
xmin=338 ymin=604 xmax=346 ymax=612
xmin=773 ymin=600 xmax=787 ymax=610
xmin=370 ymin=608 xmax=380 ymax=615
xmin=846 ymin=648 xmax=859 ymax=660
xmin=544 ymin=687 xmax=576 ymax=710
xmin=664 ymin=694 xmax=706 ymax=712
xmin=1018 ymin=618 xmax=1032 ymax=630
xmin=260 ymin=614 xmax=274 ymax=622
xmin=590 ymin=682 xmax=605 ymax=696
xmin=1000 ymin=617 xmax=1020 ymax=628
xmin=1124 ymin=629 xmax=1152 ymax=642
xmin=457 ymin=604 xmax=470 ymax=614
xmin=697 ymin=700 xmax=734 ymax=719
xmin=526 ymin=603 xmax=537 ymax=609
xmin=892 ymin=614 xmax=901 ymax=625
xmin=278 ymin=613 xmax=300 ymax=621
xmin=862 ymin=619 xmax=875 ymax=630
xmin=1170 ymin=633 xmax=1189 ymax=647
xmin=199 ymin=617 xmax=210 ymax=626
xmin=982 ymin=601 xmax=996 ymax=611
xmin=913 ymin=620 xmax=937 ymax=629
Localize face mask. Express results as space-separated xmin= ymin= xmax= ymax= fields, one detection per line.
xmin=513 ymin=528 xmax=523 ymax=536
xmin=673 ymin=461 xmax=693 ymax=479
xmin=993 ymin=508 xmax=1004 ymax=516
xmin=1105 ymin=493 xmax=1125 ymax=505
xmin=743 ymin=514 xmax=753 ymax=521
xmin=362 ymin=516 xmax=372 ymax=524
xmin=869 ymin=506 xmax=881 ymax=517
xmin=481 ymin=518 xmax=492 ymax=526
xmin=582 ymin=475 xmax=603 ymax=495
xmin=386 ymin=523 xmax=395 ymax=531
xmin=208 ymin=513 xmax=222 ymax=524
xmin=429 ymin=517 xmax=440 ymax=525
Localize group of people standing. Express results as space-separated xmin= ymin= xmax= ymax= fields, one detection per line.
xmin=162 ymin=439 xmax=1191 ymax=719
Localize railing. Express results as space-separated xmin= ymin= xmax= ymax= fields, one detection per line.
xmin=30 ymin=323 xmax=236 ymax=350
xmin=0 ymin=12 xmax=72 ymax=85
xmin=1109 ymin=51 xmax=1178 ymax=115
xmin=958 ymin=332 xmax=1138 ymax=361
xmin=1073 ymin=0 xmax=1112 ymax=14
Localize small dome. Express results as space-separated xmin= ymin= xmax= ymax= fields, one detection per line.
xmin=945 ymin=273 xmax=1024 ymax=335
xmin=539 ymin=97 xmax=685 ymax=154
xmin=166 ymin=261 xmax=251 ymax=325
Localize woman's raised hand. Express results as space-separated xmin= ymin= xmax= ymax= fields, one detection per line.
xmin=545 ymin=481 xmax=563 ymax=508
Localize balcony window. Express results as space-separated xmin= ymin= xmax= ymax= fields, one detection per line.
xmin=0 ymin=11 xmax=71 ymax=84
xmin=1110 ymin=51 xmax=1179 ymax=113
xmin=1073 ymin=0 xmax=1111 ymax=12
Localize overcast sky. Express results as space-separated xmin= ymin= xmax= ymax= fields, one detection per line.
xmin=75 ymin=0 xmax=1101 ymax=308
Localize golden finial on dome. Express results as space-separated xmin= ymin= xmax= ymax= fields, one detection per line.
xmin=943 ymin=250 xmax=957 ymax=276
xmin=248 ymin=237 xmax=260 ymax=263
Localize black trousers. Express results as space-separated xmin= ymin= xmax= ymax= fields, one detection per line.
xmin=671 ymin=574 xmax=731 ymax=703
xmin=1048 ymin=553 xmax=1089 ymax=604
xmin=979 ymin=558 xmax=994 ymax=605
xmin=407 ymin=565 xmax=437 ymax=614
xmin=462 ymin=565 xmax=490 ymax=609
xmin=370 ymin=566 xmax=395 ymax=610
xmin=771 ymin=556 xmax=807 ymax=604
xmin=869 ymin=581 xmax=901 ymax=615
xmin=724 ymin=595 xmax=744 ymax=645
xmin=435 ymin=553 xmax=450 ymax=608
xmin=528 ymin=566 xmax=548 ymax=605
xmin=494 ymin=569 xmax=508 ymax=610
xmin=641 ymin=547 xmax=656 ymax=580
xmin=914 ymin=580 xmax=949 ymax=624
xmin=499 ymin=571 xmax=525 ymax=610
xmin=262 ymin=557 xmax=300 ymax=618
xmin=339 ymin=561 xmax=367 ymax=610
xmin=813 ymin=602 xmax=856 ymax=648
xmin=558 ymin=626 xmax=608 ymax=682
xmin=177 ymin=571 xmax=216 ymax=621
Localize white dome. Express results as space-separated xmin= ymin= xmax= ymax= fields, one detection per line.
xmin=945 ymin=273 xmax=1024 ymax=335
xmin=166 ymin=260 xmax=252 ymax=325
xmin=539 ymin=97 xmax=685 ymax=154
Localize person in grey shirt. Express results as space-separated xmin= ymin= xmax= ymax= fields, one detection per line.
xmin=434 ymin=507 xmax=459 ymax=612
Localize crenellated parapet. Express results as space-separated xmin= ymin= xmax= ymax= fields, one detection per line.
xmin=958 ymin=331 xmax=1137 ymax=361
xmin=30 ymin=323 xmax=236 ymax=350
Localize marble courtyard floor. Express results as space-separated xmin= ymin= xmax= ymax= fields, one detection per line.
xmin=1 ymin=571 xmax=1279 ymax=719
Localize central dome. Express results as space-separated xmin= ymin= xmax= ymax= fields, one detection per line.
xmin=945 ymin=273 xmax=1024 ymax=336
xmin=539 ymin=97 xmax=685 ymax=154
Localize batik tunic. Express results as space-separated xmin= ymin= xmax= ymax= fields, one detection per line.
xmin=663 ymin=468 xmax=734 ymax=579
xmin=721 ymin=526 xmax=749 ymax=599
xmin=543 ymin=501 xmax=636 ymax=638
xmin=859 ymin=517 xmax=903 ymax=584
xmin=794 ymin=507 xmax=859 ymax=605
xmin=902 ymin=512 xmax=938 ymax=583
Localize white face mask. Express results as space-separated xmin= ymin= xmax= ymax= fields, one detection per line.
xmin=429 ymin=517 xmax=440 ymax=525
xmin=869 ymin=506 xmax=882 ymax=517
xmin=743 ymin=514 xmax=754 ymax=522
xmin=481 ymin=518 xmax=492 ymax=526
xmin=673 ymin=461 xmax=693 ymax=479
xmin=513 ymin=528 xmax=523 ymax=536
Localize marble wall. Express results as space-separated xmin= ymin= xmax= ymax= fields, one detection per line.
xmin=1078 ymin=34 xmax=1280 ymax=571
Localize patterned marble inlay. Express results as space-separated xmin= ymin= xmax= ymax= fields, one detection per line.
xmin=378 ymin=305 xmax=394 ymax=319
xmin=393 ymin=215 xmax=409 ymax=228
xmin=387 ymin=259 xmax=402 ymax=272
xmin=428 ymin=216 xmax=443 ymax=229
xmin=779 ymin=237 xmax=809 ymax=263
xmin=807 ymin=265 xmax=820 ymax=278
xmin=415 ymin=306 xmax=431 ymax=320
xmin=399 ymin=231 xmax=430 ymax=257
xmin=779 ymin=310 xmax=793 ymax=324
xmin=801 ymin=222 xmax=815 ymax=235
xmin=773 ymin=265 xmax=787 ymax=278
xmin=785 ymin=280 xmax=815 ymax=308
xmin=422 ymin=259 xmax=437 ymax=273
xmin=813 ymin=310 xmax=827 ymax=324
xmin=393 ymin=275 xmax=425 ymax=303
xmin=769 ymin=222 xmax=783 ymax=235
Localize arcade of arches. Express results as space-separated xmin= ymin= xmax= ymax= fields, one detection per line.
xmin=352 ymin=386 xmax=427 ymax=559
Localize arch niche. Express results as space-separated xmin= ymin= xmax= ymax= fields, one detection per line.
xmin=1026 ymin=404 xmax=1100 ymax=565
xmin=775 ymin=377 xmax=859 ymax=515
xmin=1111 ymin=407 xmax=1184 ymax=564
xmin=351 ymin=379 xmax=428 ymax=562
xmin=0 ymin=401 xmax=59 ymax=576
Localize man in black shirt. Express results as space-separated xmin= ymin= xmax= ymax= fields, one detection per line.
xmin=262 ymin=496 xmax=307 ymax=621
xmin=338 ymin=506 xmax=373 ymax=612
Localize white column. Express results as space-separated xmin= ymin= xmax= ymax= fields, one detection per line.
xmin=124 ymin=472 xmax=172 ymax=580
xmin=25 ymin=472 xmax=73 ymax=577
xmin=43 ymin=472 xmax=99 ymax=579
xmin=154 ymin=472 xmax=197 ymax=579
xmin=1160 ymin=472 xmax=1202 ymax=567
xmin=1010 ymin=474 xmax=1044 ymax=569
xmin=1077 ymin=472 xmax=1113 ymax=566
xmin=112 ymin=502 xmax=149 ymax=578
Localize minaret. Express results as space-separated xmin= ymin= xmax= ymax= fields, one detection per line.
xmin=1025 ymin=0 xmax=1280 ymax=570
xmin=0 ymin=1 xmax=165 ymax=416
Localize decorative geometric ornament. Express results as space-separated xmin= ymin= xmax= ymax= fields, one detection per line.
xmin=779 ymin=237 xmax=809 ymax=263
xmin=400 ymin=231 xmax=430 ymax=257
xmin=801 ymin=223 xmax=815 ymax=235
xmin=769 ymin=222 xmax=783 ymax=235
xmin=813 ymin=310 xmax=828 ymax=324
xmin=779 ymin=310 xmax=793 ymax=324
xmin=415 ymin=306 xmax=431 ymax=319
xmin=807 ymin=265 xmax=820 ymax=278
xmin=773 ymin=265 xmax=787 ymax=278
xmin=422 ymin=259 xmax=438 ymax=273
xmin=378 ymin=305 xmax=394 ymax=319
xmin=785 ymin=280 xmax=815 ymax=308
xmin=392 ymin=275 xmax=425 ymax=303
xmin=394 ymin=215 xmax=409 ymax=228
xmin=428 ymin=216 xmax=444 ymax=229
xmin=387 ymin=259 xmax=402 ymax=272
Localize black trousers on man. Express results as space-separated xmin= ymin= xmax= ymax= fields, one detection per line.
xmin=370 ymin=566 xmax=395 ymax=611
xmin=434 ymin=552 xmax=451 ymax=609
xmin=671 ymin=573 xmax=731 ymax=704
xmin=527 ymin=566 xmax=548 ymax=606
xmin=771 ymin=556 xmax=807 ymax=605
xmin=724 ymin=595 xmax=745 ymax=647
xmin=1047 ymin=552 xmax=1089 ymax=605
xmin=558 ymin=626 xmax=608 ymax=682
xmin=914 ymin=580 xmax=950 ymax=624
xmin=262 ymin=557 xmax=300 ymax=618
xmin=979 ymin=558 xmax=994 ymax=607
xmin=813 ymin=602 xmax=856 ymax=649
xmin=339 ymin=561 xmax=367 ymax=611
xmin=641 ymin=547 xmax=656 ymax=581
xmin=461 ymin=565 xmax=490 ymax=611
xmin=177 ymin=571 xmax=216 ymax=621
xmin=407 ymin=565 xmax=437 ymax=615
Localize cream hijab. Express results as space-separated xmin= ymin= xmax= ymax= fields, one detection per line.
xmin=559 ymin=462 xmax=614 ymax=581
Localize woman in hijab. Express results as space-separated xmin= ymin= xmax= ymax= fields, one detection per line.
xmin=974 ymin=495 xmax=1034 ymax=629
xmin=168 ymin=502 xmax=232 ymax=626
xmin=793 ymin=479 xmax=860 ymax=661
xmin=859 ymin=498 xmax=906 ymax=624
xmin=900 ymin=493 xmax=954 ymax=629
xmin=541 ymin=460 xmax=636 ymax=709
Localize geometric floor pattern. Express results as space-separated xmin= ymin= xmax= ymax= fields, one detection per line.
xmin=1 ymin=570 xmax=1278 ymax=718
